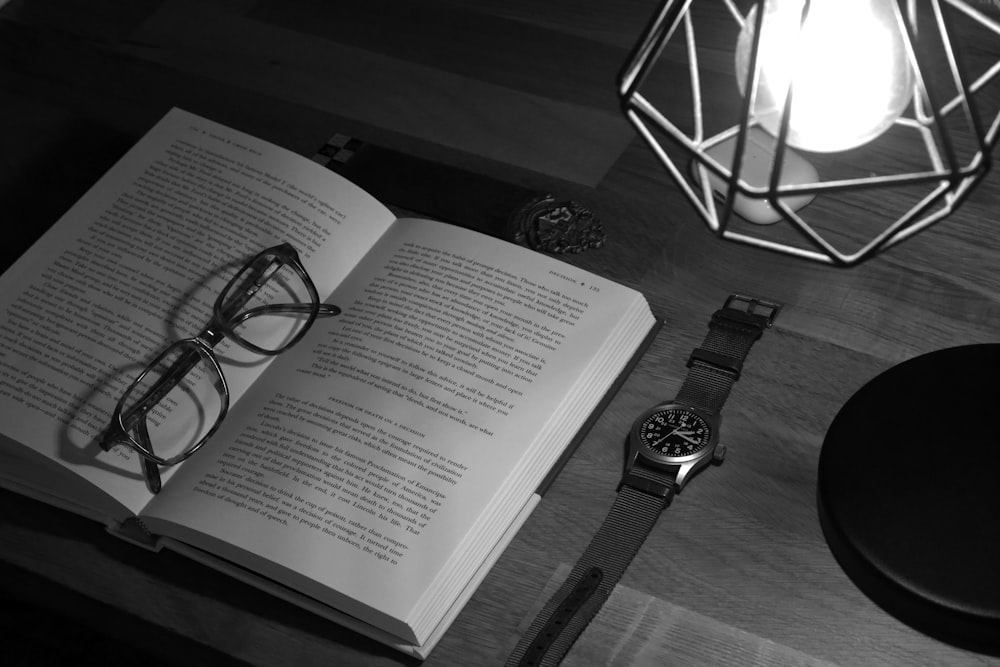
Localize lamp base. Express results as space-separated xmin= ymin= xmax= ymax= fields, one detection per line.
xmin=695 ymin=127 xmax=817 ymax=225
xmin=817 ymin=344 xmax=1000 ymax=655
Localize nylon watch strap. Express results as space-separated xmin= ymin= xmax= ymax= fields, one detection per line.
xmin=679 ymin=294 xmax=781 ymax=414
xmin=506 ymin=295 xmax=779 ymax=667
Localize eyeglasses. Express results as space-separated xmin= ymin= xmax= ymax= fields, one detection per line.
xmin=101 ymin=243 xmax=340 ymax=493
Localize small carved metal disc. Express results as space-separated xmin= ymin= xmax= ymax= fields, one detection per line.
xmin=506 ymin=193 xmax=606 ymax=254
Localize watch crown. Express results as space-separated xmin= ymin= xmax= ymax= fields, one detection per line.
xmin=712 ymin=444 xmax=726 ymax=465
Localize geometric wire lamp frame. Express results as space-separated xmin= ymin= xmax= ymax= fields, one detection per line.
xmin=618 ymin=0 xmax=1000 ymax=266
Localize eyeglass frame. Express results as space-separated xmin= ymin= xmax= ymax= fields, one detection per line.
xmin=100 ymin=242 xmax=340 ymax=493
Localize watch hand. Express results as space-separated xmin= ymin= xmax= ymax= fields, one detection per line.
xmin=649 ymin=426 xmax=680 ymax=448
xmin=674 ymin=431 xmax=700 ymax=445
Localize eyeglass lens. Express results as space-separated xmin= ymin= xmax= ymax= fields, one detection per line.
xmin=219 ymin=251 xmax=320 ymax=354
xmin=119 ymin=339 xmax=227 ymax=466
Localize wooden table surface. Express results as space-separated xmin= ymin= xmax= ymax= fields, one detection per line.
xmin=1 ymin=1 xmax=999 ymax=665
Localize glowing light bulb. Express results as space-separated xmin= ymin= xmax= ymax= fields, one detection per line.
xmin=735 ymin=0 xmax=914 ymax=152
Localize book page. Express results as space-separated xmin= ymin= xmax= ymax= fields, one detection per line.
xmin=141 ymin=218 xmax=653 ymax=642
xmin=0 ymin=108 xmax=396 ymax=519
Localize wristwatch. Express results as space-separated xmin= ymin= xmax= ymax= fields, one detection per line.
xmin=507 ymin=294 xmax=780 ymax=667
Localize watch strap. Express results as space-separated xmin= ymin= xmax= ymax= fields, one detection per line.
xmin=506 ymin=294 xmax=779 ymax=667
xmin=678 ymin=295 xmax=780 ymax=414
xmin=507 ymin=463 xmax=676 ymax=667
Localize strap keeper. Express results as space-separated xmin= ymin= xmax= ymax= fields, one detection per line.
xmin=620 ymin=472 xmax=675 ymax=498
xmin=687 ymin=347 xmax=743 ymax=379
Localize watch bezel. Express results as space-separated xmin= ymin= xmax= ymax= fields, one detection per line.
xmin=628 ymin=401 xmax=721 ymax=467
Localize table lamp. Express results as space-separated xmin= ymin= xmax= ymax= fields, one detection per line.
xmin=618 ymin=0 xmax=1000 ymax=266
xmin=619 ymin=0 xmax=1000 ymax=654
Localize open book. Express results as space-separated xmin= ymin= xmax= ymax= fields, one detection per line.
xmin=0 ymin=108 xmax=657 ymax=658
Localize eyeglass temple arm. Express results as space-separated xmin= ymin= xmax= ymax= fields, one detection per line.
xmin=228 ymin=303 xmax=341 ymax=326
xmin=137 ymin=419 xmax=162 ymax=494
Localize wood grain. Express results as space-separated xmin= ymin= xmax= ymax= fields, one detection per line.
xmin=1 ymin=0 xmax=999 ymax=665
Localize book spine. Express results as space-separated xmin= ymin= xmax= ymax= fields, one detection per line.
xmin=106 ymin=516 xmax=162 ymax=551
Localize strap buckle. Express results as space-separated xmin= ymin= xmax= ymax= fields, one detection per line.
xmin=722 ymin=294 xmax=781 ymax=328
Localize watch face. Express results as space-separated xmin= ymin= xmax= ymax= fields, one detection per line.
xmin=636 ymin=407 xmax=713 ymax=460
